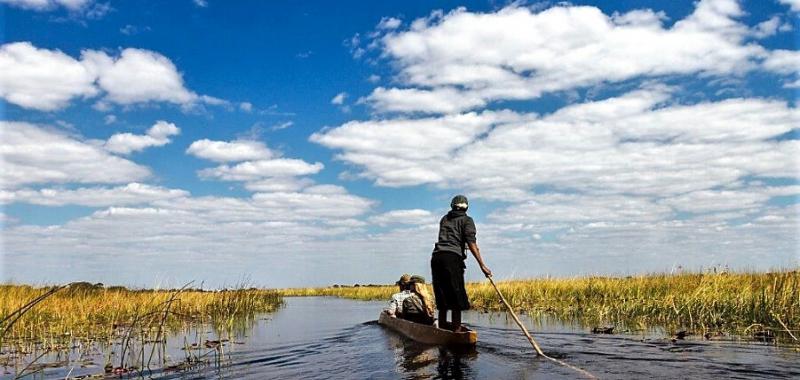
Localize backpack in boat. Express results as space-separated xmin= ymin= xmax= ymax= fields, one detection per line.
xmin=402 ymin=295 xmax=433 ymax=324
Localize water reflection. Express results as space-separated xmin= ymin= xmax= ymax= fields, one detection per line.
xmin=435 ymin=346 xmax=478 ymax=380
xmin=385 ymin=330 xmax=479 ymax=379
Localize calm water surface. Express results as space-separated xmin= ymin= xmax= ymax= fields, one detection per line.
xmin=6 ymin=296 xmax=800 ymax=379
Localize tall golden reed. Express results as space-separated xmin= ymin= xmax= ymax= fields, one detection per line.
xmin=0 ymin=284 xmax=283 ymax=344
xmin=281 ymin=271 xmax=799 ymax=338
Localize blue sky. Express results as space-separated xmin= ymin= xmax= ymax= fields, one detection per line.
xmin=1 ymin=0 xmax=798 ymax=288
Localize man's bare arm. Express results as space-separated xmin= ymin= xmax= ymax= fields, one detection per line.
xmin=467 ymin=242 xmax=492 ymax=277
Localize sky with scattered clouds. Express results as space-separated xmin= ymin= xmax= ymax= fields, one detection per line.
xmin=1 ymin=0 xmax=798 ymax=288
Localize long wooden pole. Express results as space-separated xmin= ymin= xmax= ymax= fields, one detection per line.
xmin=487 ymin=276 xmax=546 ymax=355
xmin=487 ymin=276 xmax=596 ymax=379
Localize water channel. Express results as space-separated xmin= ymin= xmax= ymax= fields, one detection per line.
xmin=5 ymin=296 xmax=799 ymax=379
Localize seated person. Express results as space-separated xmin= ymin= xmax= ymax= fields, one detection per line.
xmin=400 ymin=275 xmax=436 ymax=325
xmin=385 ymin=274 xmax=413 ymax=317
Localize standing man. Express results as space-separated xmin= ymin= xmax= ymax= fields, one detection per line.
xmin=431 ymin=195 xmax=492 ymax=332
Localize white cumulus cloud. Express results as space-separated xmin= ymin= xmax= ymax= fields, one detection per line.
xmin=1 ymin=183 xmax=188 ymax=207
xmin=376 ymin=16 xmax=401 ymax=30
xmin=488 ymin=193 xmax=673 ymax=224
xmin=0 ymin=42 xmax=98 ymax=111
xmin=751 ymin=16 xmax=782 ymax=39
xmin=82 ymin=48 xmax=199 ymax=106
xmin=0 ymin=42 xmax=216 ymax=111
xmin=199 ymin=159 xmax=324 ymax=182
xmin=311 ymin=110 xmax=532 ymax=186
xmin=186 ymin=139 xmax=273 ymax=162
xmin=0 ymin=0 xmax=91 ymax=11
xmin=363 ymin=87 xmax=486 ymax=114
xmin=331 ymin=92 xmax=347 ymax=105
xmin=762 ymin=49 xmax=800 ymax=87
xmin=365 ymin=0 xmax=769 ymax=113
xmin=104 ymin=121 xmax=180 ymax=155
xmin=779 ymin=0 xmax=800 ymax=11
xmin=314 ymin=88 xmax=799 ymax=197
xmin=0 ymin=121 xmax=150 ymax=189
xmin=189 ymin=138 xmax=325 ymax=191
xmin=369 ymin=209 xmax=435 ymax=226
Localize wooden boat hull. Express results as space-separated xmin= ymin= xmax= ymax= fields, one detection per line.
xmin=378 ymin=311 xmax=477 ymax=346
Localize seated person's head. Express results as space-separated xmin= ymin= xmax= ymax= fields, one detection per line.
xmin=409 ymin=275 xmax=426 ymax=292
xmin=396 ymin=274 xmax=411 ymax=291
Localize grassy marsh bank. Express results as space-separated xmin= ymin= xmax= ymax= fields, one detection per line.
xmin=1 ymin=283 xmax=284 ymax=376
xmin=0 ymin=283 xmax=284 ymax=346
xmin=281 ymin=271 xmax=800 ymax=341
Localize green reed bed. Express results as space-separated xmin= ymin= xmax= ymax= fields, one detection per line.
xmin=281 ymin=271 xmax=799 ymax=341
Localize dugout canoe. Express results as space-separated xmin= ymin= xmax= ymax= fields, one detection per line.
xmin=378 ymin=311 xmax=477 ymax=346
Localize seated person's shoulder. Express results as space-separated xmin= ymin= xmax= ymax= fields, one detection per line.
xmin=401 ymin=294 xmax=434 ymax=324
xmin=402 ymin=294 xmax=424 ymax=312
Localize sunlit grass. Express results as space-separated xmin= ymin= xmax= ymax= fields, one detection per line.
xmin=0 ymin=282 xmax=284 ymax=345
xmin=3 ymin=271 xmax=797 ymax=344
xmin=280 ymin=271 xmax=800 ymax=340
xmin=280 ymin=285 xmax=394 ymax=300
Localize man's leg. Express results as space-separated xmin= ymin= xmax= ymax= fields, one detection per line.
xmin=452 ymin=309 xmax=462 ymax=332
xmin=439 ymin=309 xmax=448 ymax=328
